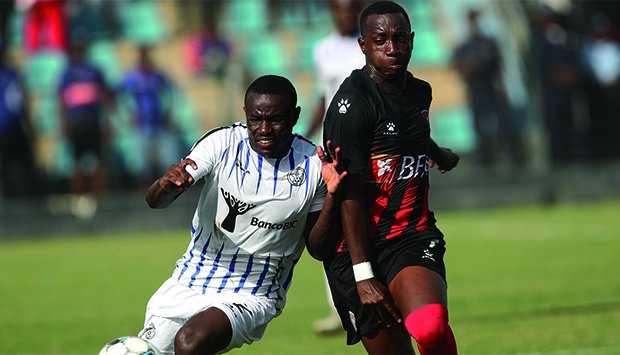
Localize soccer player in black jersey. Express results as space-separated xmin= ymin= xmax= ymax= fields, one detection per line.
xmin=316 ymin=2 xmax=459 ymax=354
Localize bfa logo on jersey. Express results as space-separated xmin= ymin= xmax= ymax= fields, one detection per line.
xmin=338 ymin=99 xmax=350 ymax=114
xmin=286 ymin=166 xmax=306 ymax=186
xmin=220 ymin=188 xmax=256 ymax=232
xmin=377 ymin=159 xmax=393 ymax=176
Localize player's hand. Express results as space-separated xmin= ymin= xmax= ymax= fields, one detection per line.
xmin=159 ymin=158 xmax=197 ymax=192
xmin=356 ymin=278 xmax=402 ymax=327
xmin=429 ymin=147 xmax=459 ymax=173
xmin=317 ymin=140 xmax=348 ymax=194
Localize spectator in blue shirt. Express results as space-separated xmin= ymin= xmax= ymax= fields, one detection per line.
xmin=117 ymin=45 xmax=180 ymax=188
xmin=0 ymin=54 xmax=38 ymax=198
xmin=58 ymin=37 xmax=112 ymax=204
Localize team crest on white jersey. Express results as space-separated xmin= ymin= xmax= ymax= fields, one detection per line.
xmin=338 ymin=99 xmax=350 ymax=114
xmin=286 ymin=166 xmax=306 ymax=186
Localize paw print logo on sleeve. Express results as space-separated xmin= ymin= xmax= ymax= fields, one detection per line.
xmin=338 ymin=99 xmax=351 ymax=114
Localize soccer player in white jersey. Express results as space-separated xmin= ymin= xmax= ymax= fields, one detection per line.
xmin=139 ymin=75 xmax=347 ymax=354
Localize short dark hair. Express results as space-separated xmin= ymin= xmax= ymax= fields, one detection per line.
xmin=360 ymin=1 xmax=411 ymax=35
xmin=245 ymin=75 xmax=297 ymax=109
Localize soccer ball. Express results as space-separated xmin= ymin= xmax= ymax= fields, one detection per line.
xmin=99 ymin=336 xmax=162 ymax=355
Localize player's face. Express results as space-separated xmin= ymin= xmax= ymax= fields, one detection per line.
xmin=245 ymin=93 xmax=300 ymax=158
xmin=359 ymin=13 xmax=413 ymax=80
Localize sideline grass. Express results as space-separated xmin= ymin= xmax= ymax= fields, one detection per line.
xmin=1 ymin=200 xmax=619 ymax=354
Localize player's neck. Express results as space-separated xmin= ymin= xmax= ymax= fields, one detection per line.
xmin=364 ymin=65 xmax=407 ymax=94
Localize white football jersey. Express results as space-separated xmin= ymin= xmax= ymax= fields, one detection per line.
xmin=172 ymin=123 xmax=326 ymax=312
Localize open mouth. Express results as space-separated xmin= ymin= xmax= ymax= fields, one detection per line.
xmin=256 ymin=137 xmax=276 ymax=148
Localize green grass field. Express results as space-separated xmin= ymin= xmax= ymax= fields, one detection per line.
xmin=1 ymin=200 xmax=620 ymax=354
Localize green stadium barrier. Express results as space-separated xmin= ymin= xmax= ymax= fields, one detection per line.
xmin=118 ymin=0 xmax=167 ymax=44
xmin=430 ymin=106 xmax=476 ymax=153
xmin=244 ymin=33 xmax=289 ymax=77
xmin=221 ymin=0 xmax=269 ymax=35
xmin=87 ymin=40 xmax=123 ymax=86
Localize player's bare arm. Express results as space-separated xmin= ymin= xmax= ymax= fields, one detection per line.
xmin=145 ymin=158 xmax=197 ymax=209
xmin=342 ymin=176 xmax=402 ymax=326
xmin=306 ymin=141 xmax=347 ymax=260
xmin=429 ymin=138 xmax=459 ymax=173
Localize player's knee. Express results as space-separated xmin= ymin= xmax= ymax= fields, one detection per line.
xmin=174 ymin=325 xmax=216 ymax=355
xmin=404 ymin=304 xmax=449 ymax=349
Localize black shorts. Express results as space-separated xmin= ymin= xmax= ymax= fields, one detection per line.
xmin=67 ymin=116 xmax=102 ymax=159
xmin=323 ymin=231 xmax=447 ymax=345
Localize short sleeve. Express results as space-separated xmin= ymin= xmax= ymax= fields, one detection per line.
xmin=308 ymin=180 xmax=327 ymax=213
xmin=323 ymin=91 xmax=373 ymax=176
xmin=184 ymin=126 xmax=232 ymax=181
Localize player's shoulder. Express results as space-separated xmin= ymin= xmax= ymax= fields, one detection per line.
xmin=409 ymin=74 xmax=432 ymax=94
xmin=407 ymin=74 xmax=433 ymax=105
xmin=189 ymin=122 xmax=246 ymax=152
xmin=291 ymin=134 xmax=318 ymax=157
xmin=339 ymin=69 xmax=376 ymax=96
xmin=329 ymin=70 xmax=374 ymax=110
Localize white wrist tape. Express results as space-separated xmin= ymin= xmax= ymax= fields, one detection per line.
xmin=352 ymin=262 xmax=374 ymax=282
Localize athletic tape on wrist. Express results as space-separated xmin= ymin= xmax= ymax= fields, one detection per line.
xmin=353 ymin=262 xmax=374 ymax=282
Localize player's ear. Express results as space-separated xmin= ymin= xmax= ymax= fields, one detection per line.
xmin=411 ymin=31 xmax=415 ymax=47
xmin=358 ymin=36 xmax=367 ymax=54
xmin=291 ymin=106 xmax=301 ymax=127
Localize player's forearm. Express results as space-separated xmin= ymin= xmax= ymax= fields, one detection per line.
xmin=341 ymin=197 xmax=371 ymax=264
xmin=145 ymin=178 xmax=183 ymax=208
xmin=339 ymin=175 xmax=372 ymax=264
xmin=307 ymin=192 xmax=341 ymax=260
xmin=429 ymin=138 xmax=443 ymax=161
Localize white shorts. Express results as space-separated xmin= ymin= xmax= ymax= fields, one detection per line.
xmin=138 ymin=278 xmax=277 ymax=354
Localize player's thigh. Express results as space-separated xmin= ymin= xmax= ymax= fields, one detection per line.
xmin=378 ymin=235 xmax=448 ymax=315
xmin=142 ymin=279 xmax=277 ymax=353
xmin=210 ymin=295 xmax=277 ymax=352
xmin=389 ymin=265 xmax=448 ymax=316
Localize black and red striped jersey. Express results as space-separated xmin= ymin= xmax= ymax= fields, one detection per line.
xmin=323 ymin=69 xmax=439 ymax=250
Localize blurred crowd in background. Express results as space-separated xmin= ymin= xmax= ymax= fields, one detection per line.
xmin=0 ymin=0 xmax=619 ymax=217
